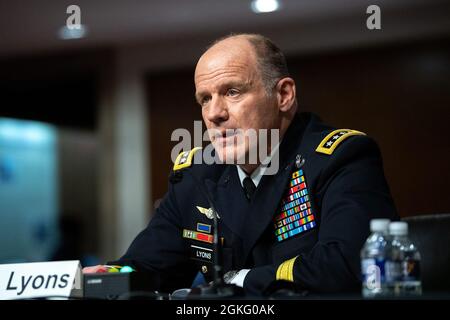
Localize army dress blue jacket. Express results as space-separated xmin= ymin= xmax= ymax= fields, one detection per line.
xmin=110 ymin=112 xmax=398 ymax=295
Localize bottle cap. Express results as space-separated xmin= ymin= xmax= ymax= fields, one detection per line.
xmin=389 ymin=221 xmax=408 ymax=236
xmin=370 ymin=219 xmax=390 ymax=232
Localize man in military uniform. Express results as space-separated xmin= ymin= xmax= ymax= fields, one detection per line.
xmin=84 ymin=34 xmax=397 ymax=296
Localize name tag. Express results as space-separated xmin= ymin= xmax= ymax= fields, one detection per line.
xmin=190 ymin=245 xmax=213 ymax=263
xmin=0 ymin=260 xmax=82 ymax=300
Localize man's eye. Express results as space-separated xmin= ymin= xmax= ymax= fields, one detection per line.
xmin=201 ymin=96 xmax=211 ymax=106
xmin=226 ymin=88 xmax=240 ymax=97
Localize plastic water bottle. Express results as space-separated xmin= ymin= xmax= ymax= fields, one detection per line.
xmin=361 ymin=219 xmax=391 ymax=298
xmin=386 ymin=222 xmax=422 ymax=296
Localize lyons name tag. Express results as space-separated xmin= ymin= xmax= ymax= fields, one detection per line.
xmin=0 ymin=260 xmax=82 ymax=300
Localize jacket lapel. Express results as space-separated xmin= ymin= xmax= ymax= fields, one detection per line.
xmin=204 ymin=165 xmax=248 ymax=237
xmin=241 ymin=160 xmax=295 ymax=262
xmin=240 ymin=113 xmax=309 ymax=263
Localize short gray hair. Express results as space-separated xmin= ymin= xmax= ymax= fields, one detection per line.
xmin=208 ymin=33 xmax=290 ymax=94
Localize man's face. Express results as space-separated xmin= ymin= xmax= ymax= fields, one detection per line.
xmin=194 ymin=38 xmax=280 ymax=165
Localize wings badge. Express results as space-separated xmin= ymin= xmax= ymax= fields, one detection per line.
xmin=196 ymin=206 xmax=220 ymax=220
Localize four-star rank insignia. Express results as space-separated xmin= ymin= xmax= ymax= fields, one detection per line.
xmin=315 ymin=129 xmax=365 ymax=155
xmin=173 ymin=147 xmax=202 ymax=171
xmin=273 ymin=168 xmax=316 ymax=242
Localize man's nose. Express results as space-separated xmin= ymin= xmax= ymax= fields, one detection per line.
xmin=205 ymin=96 xmax=228 ymax=124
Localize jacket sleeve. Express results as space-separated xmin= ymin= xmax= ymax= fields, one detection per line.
xmin=243 ymin=135 xmax=398 ymax=295
xmin=107 ymin=182 xmax=198 ymax=293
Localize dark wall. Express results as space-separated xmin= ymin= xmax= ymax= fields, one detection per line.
xmin=291 ymin=39 xmax=450 ymax=217
xmin=146 ymin=69 xmax=202 ymax=209
xmin=0 ymin=49 xmax=112 ymax=131
xmin=146 ymin=37 xmax=450 ymax=217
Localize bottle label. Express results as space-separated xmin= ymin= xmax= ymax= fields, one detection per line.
xmin=361 ymin=258 xmax=386 ymax=292
xmin=385 ymin=260 xmax=402 ymax=283
xmin=402 ymin=258 xmax=421 ymax=281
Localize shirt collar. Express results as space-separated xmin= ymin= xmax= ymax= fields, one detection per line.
xmin=236 ymin=139 xmax=282 ymax=188
xmin=236 ymin=165 xmax=264 ymax=188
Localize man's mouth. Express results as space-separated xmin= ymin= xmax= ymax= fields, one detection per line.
xmin=213 ymin=130 xmax=238 ymax=144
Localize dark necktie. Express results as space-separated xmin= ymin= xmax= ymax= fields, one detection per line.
xmin=243 ymin=176 xmax=256 ymax=201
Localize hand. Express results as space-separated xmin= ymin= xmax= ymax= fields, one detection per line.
xmin=82 ymin=265 xmax=108 ymax=274
xmin=223 ymin=269 xmax=250 ymax=287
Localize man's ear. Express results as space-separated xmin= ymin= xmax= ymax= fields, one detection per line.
xmin=276 ymin=77 xmax=296 ymax=112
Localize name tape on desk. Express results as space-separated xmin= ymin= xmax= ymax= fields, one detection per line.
xmin=0 ymin=260 xmax=82 ymax=300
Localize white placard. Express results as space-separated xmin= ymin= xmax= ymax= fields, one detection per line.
xmin=0 ymin=260 xmax=82 ymax=300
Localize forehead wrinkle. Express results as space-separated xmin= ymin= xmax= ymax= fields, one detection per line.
xmin=196 ymin=72 xmax=251 ymax=91
xmin=196 ymin=62 xmax=250 ymax=83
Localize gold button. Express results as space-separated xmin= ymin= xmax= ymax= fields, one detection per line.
xmin=201 ymin=265 xmax=208 ymax=273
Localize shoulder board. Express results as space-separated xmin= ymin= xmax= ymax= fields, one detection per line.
xmin=173 ymin=147 xmax=202 ymax=171
xmin=315 ymin=129 xmax=366 ymax=155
